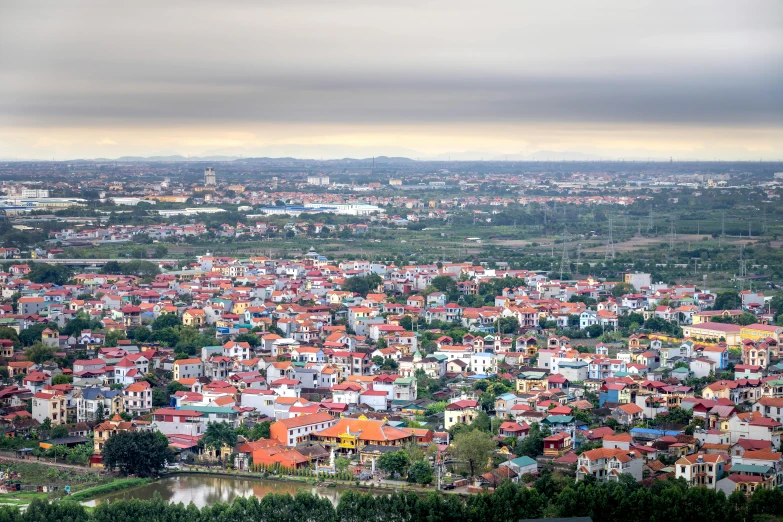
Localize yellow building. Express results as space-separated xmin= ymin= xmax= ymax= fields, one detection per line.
xmin=182 ymin=309 xmax=206 ymax=327
xmin=682 ymin=323 xmax=741 ymax=346
xmin=516 ymin=371 xmax=548 ymax=394
xmin=741 ymin=324 xmax=783 ymax=343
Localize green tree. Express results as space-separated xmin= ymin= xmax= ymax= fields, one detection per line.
xmin=406 ymin=460 xmax=433 ymax=485
xmin=51 ymin=374 xmax=72 ymax=385
xmin=102 ymin=430 xmax=171 ymax=477
xmin=27 ymin=264 xmax=73 ymax=285
xmin=152 ymin=388 xmax=168 ymax=407
xmin=49 ymin=424 xmax=69 ymax=439
xmin=517 ymin=422 xmax=551 ymax=458
xmin=471 ymin=410 xmax=492 ymax=432
xmin=378 ymin=450 xmax=410 ymax=476
xmin=0 ymin=327 xmax=20 ymax=348
xmin=232 ymin=333 xmax=260 ymax=347
xmin=24 ymin=342 xmax=55 ymax=365
xmin=250 ymin=421 xmax=271 ymax=440
xmin=430 ymin=275 xmax=457 ymax=294
xmin=341 ymin=274 xmax=382 ymax=297
xmin=713 ymin=290 xmax=741 ymax=310
xmin=452 ymin=428 xmax=495 ymax=477
xmin=497 ymin=316 xmax=519 ymax=334
xmin=104 ymin=329 xmax=127 ymax=348
xmin=202 ymin=421 xmax=238 ymax=457
xmin=20 ymin=323 xmax=57 ymax=347
xmin=335 ymin=457 xmax=352 ymax=473
xmin=166 ymin=381 xmax=188 ymax=395
xmin=152 ymin=314 xmax=182 ymax=330
xmin=611 ymin=282 xmax=636 ymax=297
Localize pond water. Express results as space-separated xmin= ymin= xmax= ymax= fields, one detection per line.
xmin=83 ymin=474 xmax=356 ymax=508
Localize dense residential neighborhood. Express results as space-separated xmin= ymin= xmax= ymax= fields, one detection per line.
xmin=0 ymin=250 xmax=781 ymax=504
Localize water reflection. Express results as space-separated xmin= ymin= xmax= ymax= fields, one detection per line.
xmin=84 ymin=475 xmax=350 ymax=508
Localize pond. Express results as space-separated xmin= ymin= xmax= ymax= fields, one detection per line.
xmin=83 ymin=474 xmax=358 ymax=508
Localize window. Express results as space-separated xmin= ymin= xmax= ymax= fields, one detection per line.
xmin=680 ymin=466 xmax=686 ymax=473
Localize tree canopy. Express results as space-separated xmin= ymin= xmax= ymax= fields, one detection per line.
xmin=102 ymin=430 xmax=171 ymax=477
xmin=377 ymin=450 xmax=410 ymax=476
xmin=2 ymin=475 xmax=783 ymax=522
xmin=451 ymin=428 xmax=495 ymax=477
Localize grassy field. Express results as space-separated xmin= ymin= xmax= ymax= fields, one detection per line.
xmin=0 ymin=461 xmax=113 ymax=504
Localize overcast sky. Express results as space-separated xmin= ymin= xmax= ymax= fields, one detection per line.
xmin=0 ymin=0 xmax=781 ymax=160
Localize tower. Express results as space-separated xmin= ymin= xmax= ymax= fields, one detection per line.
xmin=205 ymin=167 xmax=216 ymax=186
xmin=605 ymin=218 xmax=615 ymax=260
xmin=559 ymin=230 xmax=571 ymax=280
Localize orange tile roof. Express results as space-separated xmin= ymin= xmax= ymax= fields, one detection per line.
xmin=314 ymin=418 xmax=413 ymax=442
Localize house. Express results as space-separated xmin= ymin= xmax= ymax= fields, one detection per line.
xmin=612 ymin=403 xmax=644 ymax=426
xmin=576 ymin=448 xmax=643 ymax=482
xmin=93 ymin=415 xmax=145 ymax=455
xmin=74 ymin=387 xmax=124 ymax=423
xmin=123 ymin=381 xmax=153 ymax=415
xmin=444 ymin=400 xmax=479 ymax=430
xmin=182 ymin=309 xmax=206 ymax=328
xmin=675 ymin=453 xmax=725 ymax=489
xmin=151 ymin=408 xmax=204 ymax=437
xmin=498 ymin=421 xmax=529 ymax=440
xmin=32 ymin=392 xmax=67 ymax=426
xmin=173 ymin=358 xmax=203 ymax=380
xmin=543 ymin=432 xmax=572 ymax=457
xmin=499 ymin=455 xmax=537 ymax=476
xmin=269 ymin=411 xmax=337 ymax=447
xmin=752 ymin=397 xmax=783 ymax=426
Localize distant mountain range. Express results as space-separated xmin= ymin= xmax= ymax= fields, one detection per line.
xmin=3 ymin=151 xmax=761 ymax=163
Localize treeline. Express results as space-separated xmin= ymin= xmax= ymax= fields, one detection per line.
xmin=2 ymin=477 xmax=783 ymax=522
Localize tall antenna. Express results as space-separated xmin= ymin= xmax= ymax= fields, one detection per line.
xmin=559 ymin=230 xmax=571 ymax=280
xmin=576 ymin=243 xmax=582 ymax=275
xmin=647 ymin=206 xmax=654 ymax=232
xmin=605 ymin=217 xmax=615 ymax=260
xmin=669 ymin=216 xmax=676 ymax=250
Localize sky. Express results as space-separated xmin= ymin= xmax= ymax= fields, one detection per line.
xmin=0 ymin=0 xmax=781 ymax=161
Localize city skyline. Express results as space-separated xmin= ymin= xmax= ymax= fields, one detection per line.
xmin=0 ymin=1 xmax=781 ymax=160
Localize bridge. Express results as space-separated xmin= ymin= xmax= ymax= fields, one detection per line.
xmin=28 ymin=258 xmax=179 ymax=267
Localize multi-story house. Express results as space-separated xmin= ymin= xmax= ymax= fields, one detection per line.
xmin=576 ymin=448 xmax=643 ymax=482
xmin=123 ymin=381 xmax=153 ymax=415
xmin=675 ymin=453 xmax=725 ymax=489
xmin=74 ymin=387 xmax=124 ymax=423
xmin=32 ymin=392 xmax=67 ymax=425
xmin=269 ymin=411 xmax=337 ymax=447
xmin=444 ymin=399 xmax=479 ymax=430
xmin=173 ymin=358 xmax=203 ymax=380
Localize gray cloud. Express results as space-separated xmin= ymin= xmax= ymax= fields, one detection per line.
xmin=0 ymin=0 xmax=781 ymax=128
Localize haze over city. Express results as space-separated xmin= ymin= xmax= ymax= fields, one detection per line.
xmin=1 ymin=0 xmax=781 ymax=160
